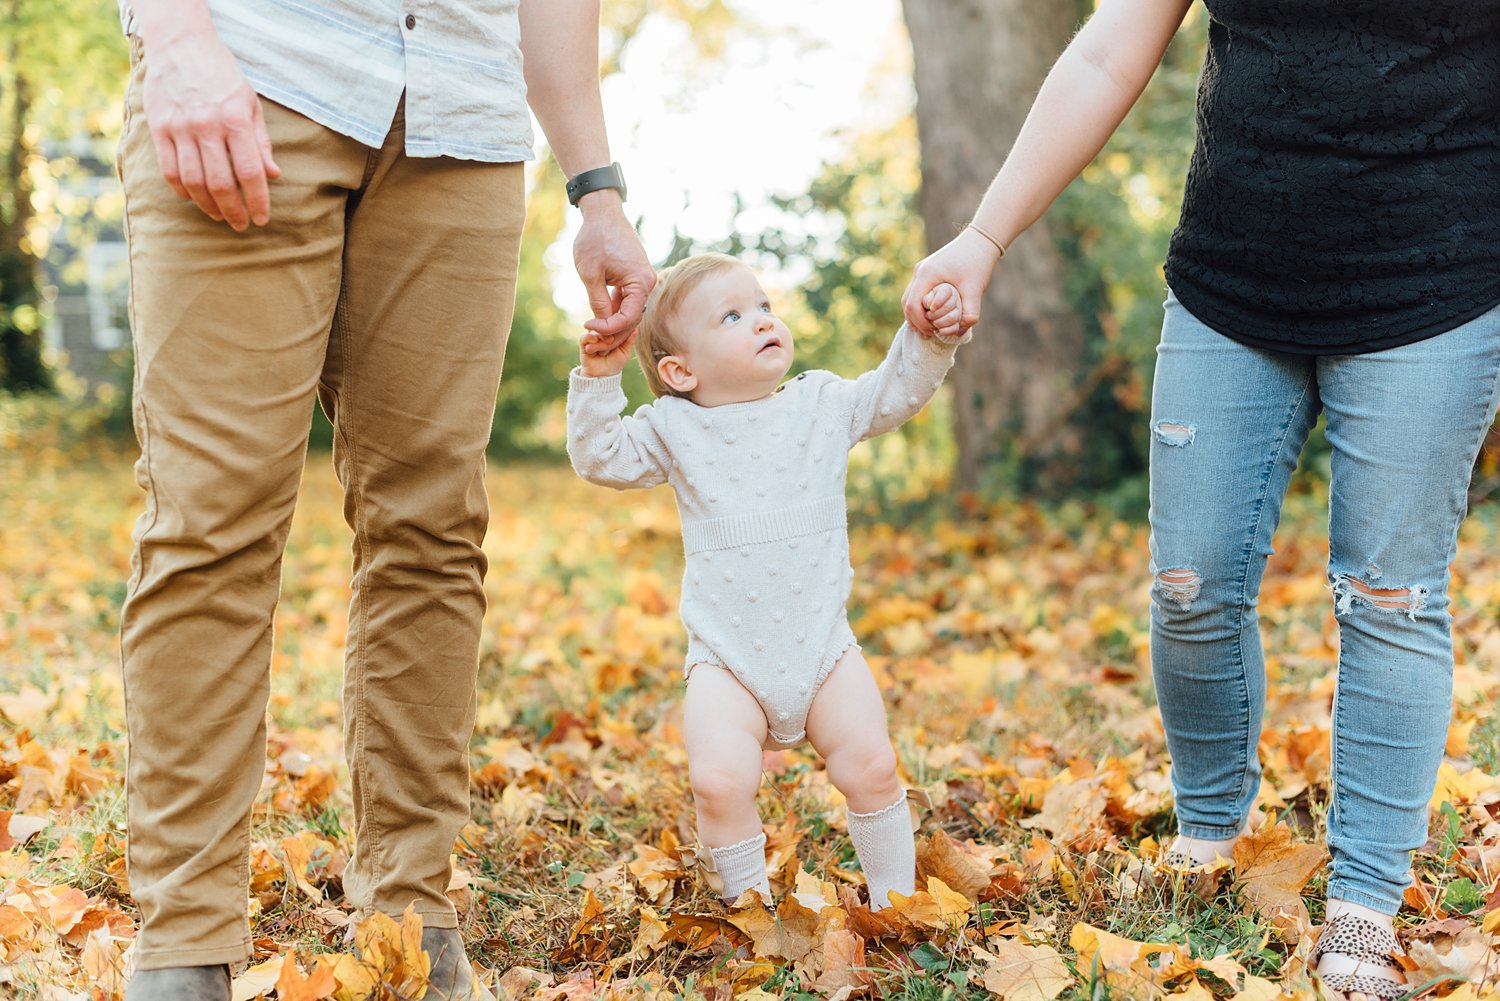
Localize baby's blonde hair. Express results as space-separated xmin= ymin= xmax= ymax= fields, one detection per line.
xmin=637 ymin=253 xmax=745 ymax=398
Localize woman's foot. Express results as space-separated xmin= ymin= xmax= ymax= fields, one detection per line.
xmin=1311 ymin=900 xmax=1406 ymax=1001
xmin=1162 ymin=826 xmax=1247 ymax=867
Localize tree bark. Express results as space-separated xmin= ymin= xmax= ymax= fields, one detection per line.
xmin=901 ymin=0 xmax=1084 ymax=492
xmin=1 ymin=0 xmax=51 ymax=393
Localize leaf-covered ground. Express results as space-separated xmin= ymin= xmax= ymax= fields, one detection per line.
xmin=4 ymin=422 xmax=1500 ymax=1000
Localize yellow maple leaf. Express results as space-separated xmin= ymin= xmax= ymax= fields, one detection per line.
xmin=975 ymin=940 xmax=1073 ymax=1001
xmin=325 ymin=953 xmax=378 ymax=1001
xmin=1430 ymin=763 xmax=1497 ymax=810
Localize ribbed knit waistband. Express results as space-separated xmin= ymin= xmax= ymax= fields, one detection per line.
xmin=681 ymin=496 xmax=847 ymax=555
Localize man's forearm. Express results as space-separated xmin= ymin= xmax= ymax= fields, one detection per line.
xmin=519 ymin=0 xmax=613 ymax=184
xmin=130 ymin=0 xmax=218 ymax=47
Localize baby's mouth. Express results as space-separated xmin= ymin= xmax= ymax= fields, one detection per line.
xmin=758 ymin=338 xmax=782 ymax=354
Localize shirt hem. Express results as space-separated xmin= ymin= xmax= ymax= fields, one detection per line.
xmin=1165 ymin=276 xmax=1500 ymax=357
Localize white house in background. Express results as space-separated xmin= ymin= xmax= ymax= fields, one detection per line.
xmin=40 ymin=139 xmax=131 ymax=393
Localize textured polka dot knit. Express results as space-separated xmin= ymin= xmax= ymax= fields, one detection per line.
xmin=567 ymin=324 xmax=968 ymax=748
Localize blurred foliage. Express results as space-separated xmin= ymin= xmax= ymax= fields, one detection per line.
xmin=656 ymin=15 xmax=1208 ymax=513
xmin=11 ymin=4 xmax=1498 ymax=504
xmin=0 ymin=0 xmax=127 ymax=393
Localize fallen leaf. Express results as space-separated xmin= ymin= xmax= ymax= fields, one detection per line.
xmin=812 ymin=927 xmax=869 ymax=995
xmin=915 ymin=828 xmax=991 ymax=902
xmin=276 ymin=950 xmax=338 ymax=1001
xmin=975 ymin=940 xmax=1072 ymax=1001
xmin=231 ymin=955 xmax=285 ymax=1001
xmin=1231 ymin=823 xmax=1327 ymax=929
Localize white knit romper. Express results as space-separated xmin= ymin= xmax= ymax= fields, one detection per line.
xmin=567 ymin=324 xmax=968 ymax=748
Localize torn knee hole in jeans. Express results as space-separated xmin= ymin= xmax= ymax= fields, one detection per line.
xmin=1332 ymin=573 xmax=1429 ymax=621
xmin=1155 ymin=567 xmax=1201 ymax=610
xmin=1154 ymin=420 xmax=1196 ymax=447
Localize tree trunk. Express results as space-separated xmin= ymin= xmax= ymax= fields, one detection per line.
xmin=902 ymin=0 xmax=1084 ymax=492
xmin=1 ymin=0 xmax=51 ymax=393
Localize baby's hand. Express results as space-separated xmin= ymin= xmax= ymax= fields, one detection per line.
xmin=921 ymin=283 xmax=965 ymax=338
xmin=580 ymin=328 xmax=638 ymax=379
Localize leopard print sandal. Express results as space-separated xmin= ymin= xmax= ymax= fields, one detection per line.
xmin=1309 ymin=914 xmax=1407 ymax=1001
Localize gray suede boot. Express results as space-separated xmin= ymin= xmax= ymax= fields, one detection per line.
xmin=123 ymin=964 xmax=231 ymax=1001
xmin=422 ymin=927 xmax=488 ymax=1001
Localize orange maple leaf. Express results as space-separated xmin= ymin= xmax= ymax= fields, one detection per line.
xmin=276 ymin=949 xmax=338 ymax=1001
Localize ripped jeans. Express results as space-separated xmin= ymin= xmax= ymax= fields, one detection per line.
xmin=1148 ymin=290 xmax=1500 ymax=914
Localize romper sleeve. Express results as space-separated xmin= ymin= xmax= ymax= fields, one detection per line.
xmin=566 ymin=369 xmax=673 ymax=489
xmin=828 ymin=323 xmax=971 ymax=444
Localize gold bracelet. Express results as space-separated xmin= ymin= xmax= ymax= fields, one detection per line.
xmin=965 ymin=222 xmax=1007 ymax=258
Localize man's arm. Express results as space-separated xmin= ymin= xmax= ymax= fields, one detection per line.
xmin=129 ymin=0 xmax=280 ymax=231
xmin=520 ymin=0 xmax=654 ymax=340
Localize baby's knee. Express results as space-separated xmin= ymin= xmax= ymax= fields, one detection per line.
xmin=829 ymin=742 xmax=900 ymax=799
xmin=688 ymin=758 xmax=761 ymax=809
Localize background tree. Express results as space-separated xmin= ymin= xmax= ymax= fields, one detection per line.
xmin=901 ymin=0 xmax=1087 ymax=494
xmin=900 ymin=0 xmax=1202 ymax=502
xmin=1 ymin=0 xmax=126 ymax=393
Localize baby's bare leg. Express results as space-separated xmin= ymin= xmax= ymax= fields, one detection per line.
xmin=807 ymin=648 xmax=913 ymax=909
xmin=807 ymin=648 xmax=902 ymax=811
xmin=684 ymin=664 xmax=771 ymax=902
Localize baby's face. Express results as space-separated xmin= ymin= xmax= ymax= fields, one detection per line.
xmin=673 ymin=265 xmax=794 ymax=406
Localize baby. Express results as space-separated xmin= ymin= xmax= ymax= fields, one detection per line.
xmin=565 ymin=253 xmax=968 ymax=909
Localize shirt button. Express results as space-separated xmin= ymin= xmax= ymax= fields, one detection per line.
xmin=405 ymin=13 xmax=416 ymax=28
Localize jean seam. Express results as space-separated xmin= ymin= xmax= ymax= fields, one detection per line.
xmin=1230 ymin=366 xmax=1316 ymax=821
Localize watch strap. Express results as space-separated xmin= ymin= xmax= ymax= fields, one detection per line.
xmin=566 ymin=162 xmax=627 ymax=206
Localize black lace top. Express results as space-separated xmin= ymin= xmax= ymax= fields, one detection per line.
xmin=1164 ymin=0 xmax=1500 ymax=354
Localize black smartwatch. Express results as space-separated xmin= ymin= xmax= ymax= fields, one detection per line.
xmin=565 ymin=162 xmax=627 ymax=207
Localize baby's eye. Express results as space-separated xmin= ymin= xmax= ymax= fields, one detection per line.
xmin=722 ymin=310 xmax=741 ymax=324
xmin=759 ymin=302 xmax=772 ymax=313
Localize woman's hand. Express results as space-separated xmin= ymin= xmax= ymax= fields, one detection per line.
xmin=902 ymin=228 xmax=1003 ymax=336
xmin=579 ymin=328 xmax=639 ymax=379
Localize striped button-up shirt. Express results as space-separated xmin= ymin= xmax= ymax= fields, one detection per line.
xmin=122 ymin=0 xmax=534 ymax=163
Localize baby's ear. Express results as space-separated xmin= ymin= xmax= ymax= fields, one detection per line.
xmin=657 ymin=355 xmax=698 ymax=395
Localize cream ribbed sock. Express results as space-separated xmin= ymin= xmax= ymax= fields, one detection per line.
xmin=847 ymin=792 xmax=915 ymax=910
xmin=710 ymin=833 xmax=771 ymax=904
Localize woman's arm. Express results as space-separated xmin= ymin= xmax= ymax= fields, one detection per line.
xmin=902 ymin=0 xmax=1195 ymax=335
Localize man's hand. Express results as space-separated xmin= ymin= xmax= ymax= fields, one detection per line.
xmin=922 ymin=283 xmax=965 ymax=338
xmin=579 ymin=328 xmax=638 ymax=379
xmin=139 ymin=21 xmax=280 ymax=231
xmin=520 ymin=1 xmax=656 ymax=349
xmin=573 ymin=192 xmax=656 ymax=348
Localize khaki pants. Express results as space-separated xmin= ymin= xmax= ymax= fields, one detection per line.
xmin=117 ymin=37 xmax=525 ymax=970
